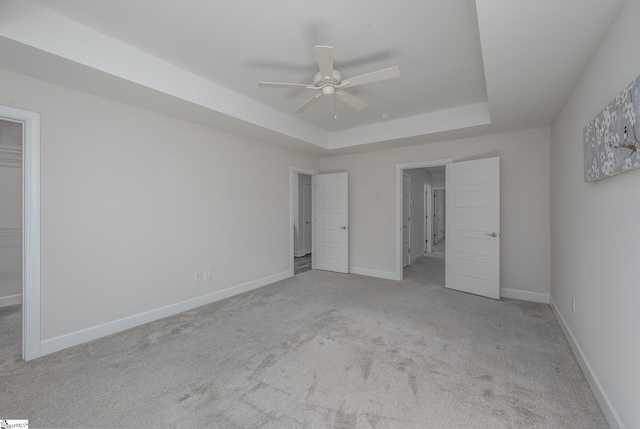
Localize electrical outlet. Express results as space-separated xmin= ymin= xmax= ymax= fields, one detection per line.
xmin=194 ymin=271 xmax=202 ymax=282
xmin=572 ymin=299 xmax=576 ymax=314
xmin=203 ymin=269 xmax=211 ymax=280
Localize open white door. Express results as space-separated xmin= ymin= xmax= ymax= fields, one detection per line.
xmin=445 ymin=157 xmax=500 ymax=299
xmin=313 ymin=172 xmax=349 ymax=273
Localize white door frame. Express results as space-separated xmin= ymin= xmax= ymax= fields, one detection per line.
xmin=424 ymin=183 xmax=432 ymax=254
xmin=0 ymin=105 xmax=41 ymax=361
xmin=395 ymin=159 xmax=452 ymax=280
xmin=290 ymin=166 xmax=318 ymax=276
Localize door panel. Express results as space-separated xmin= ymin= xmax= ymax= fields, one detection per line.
xmin=313 ymin=172 xmax=348 ymax=273
xmin=445 ymin=157 xmax=500 ymax=299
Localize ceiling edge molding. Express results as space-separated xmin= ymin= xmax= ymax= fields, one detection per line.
xmin=328 ymin=102 xmax=491 ymax=150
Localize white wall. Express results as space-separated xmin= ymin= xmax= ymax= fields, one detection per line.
xmin=550 ymin=1 xmax=640 ymax=427
xmin=0 ymin=121 xmax=22 ymax=306
xmin=0 ymin=67 xmax=316 ymax=345
xmin=319 ymin=128 xmax=551 ymax=296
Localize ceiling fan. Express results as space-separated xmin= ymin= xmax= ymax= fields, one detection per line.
xmin=259 ymin=45 xmax=400 ymax=114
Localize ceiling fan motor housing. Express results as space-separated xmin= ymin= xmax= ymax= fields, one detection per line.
xmin=314 ymin=70 xmax=342 ymax=88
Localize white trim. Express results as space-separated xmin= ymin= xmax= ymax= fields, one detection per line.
xmin=500 ymin=288 xmax=549 ymax=304
xmin=289 ymin=166 xmax=319 ymax=277
xmin=550 ymin=297 xmax=624 ymax=429
xmin=294 ymin=250 xmax=307 ymax=258
xmin=349 ymin=266 xmax=397 ymax=280
xmin=0 ymin=293 xmax=22 ymax=308
xmin=410 ymin=251 xmax=425 ymax=264
xmin=41 ymin=270 xmax=291 ymax=356
xmin=396 ymin=159 xmax=453 ymax=280
xmin=0 ymin=105 xmax=41 ymax=361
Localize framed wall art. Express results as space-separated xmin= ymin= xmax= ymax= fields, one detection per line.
xmin=584 ymin=75 xmax=640 ymax=181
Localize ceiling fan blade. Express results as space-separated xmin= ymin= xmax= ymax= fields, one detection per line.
xmin=315 ymin=45 xmax=334 ymax=81
xmin=339 ymin=66 xmax=400 ymax=89
xmin=336 ymin=90 xmax=368 ymax=111
xmin=295 ymin=93 xmax=323 ymax=113
xmin=259 ymin=82 xmax=315 ymax=89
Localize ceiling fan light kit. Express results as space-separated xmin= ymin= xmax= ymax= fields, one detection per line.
xmin=259 ymin=45 xmax=400 ymax=115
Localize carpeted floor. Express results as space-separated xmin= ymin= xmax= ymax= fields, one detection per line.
xmin=0 ymin=304 xmax=21 ymax=370
xmin=0 ymin=255 xmax=607 ymax=428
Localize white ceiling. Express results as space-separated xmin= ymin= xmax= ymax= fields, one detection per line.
xmin=0 ymin=0 xmax=622 ymax=156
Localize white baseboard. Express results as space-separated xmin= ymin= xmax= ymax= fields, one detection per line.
xmin=349 ymin=266 xmax=397 ymax=280
xmin=41 ymin=270 xmax=292 ymax=357
xmin=294 ymin=250 xmax=306 ymax=257
xmin=500 ymin=288 xmax=549 ymax=304
xmin=0 ymin=293 xmax=22 ymax=308
xmin=550 ymin=297 xmax=624 ymax=429
xmin=410 ymin=252 xmax=425 ymax=264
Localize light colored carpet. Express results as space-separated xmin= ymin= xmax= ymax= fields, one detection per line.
xmin=0 ymin=304 xmax=21 ymax=370
xmin=0 ymin=255 xmax=607 ymax=428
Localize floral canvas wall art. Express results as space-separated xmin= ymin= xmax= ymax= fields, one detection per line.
xmin=584 ymin=76 xmax=640 ymax=181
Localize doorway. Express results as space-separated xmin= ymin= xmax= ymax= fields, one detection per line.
xmin=0 ymin=119 xmax=23 ymax=366
xmin=400 ymin=164 xmax=447 ymax=284
xmin=290 ymin=167 xmax=318 ymax=276
xmin=395 ymin=159 xmax=452 ymax=281
xmin=0 ymin=104 xmax=41 ymax=361
xmin=294 ymin=173 xmax=313 ymax=274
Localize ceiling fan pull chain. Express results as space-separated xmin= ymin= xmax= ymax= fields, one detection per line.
xmin=334 ymin=92 xmax=338 ymax=119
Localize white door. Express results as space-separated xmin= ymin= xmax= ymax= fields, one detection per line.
xmin=402 ymin=173 xmax=411 ymax=267
xmin=313 ymin=172 xmax=349 ymax=273
xmin=302 ymin=180 xmax=312 ymax=254
xmin=445 ymin=157 xmax=500 ymax=299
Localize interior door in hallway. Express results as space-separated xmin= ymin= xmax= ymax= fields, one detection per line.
xmin=302 ymin=179 xmax=312 ymax=254
xmin=402 ymin=173 xmax=411 ymax=267
xmin=313 ymin=172 xmax=348 ymax=273
xmin=445 ymin=157 xmax=500 ymax=299
xmin=434 ymin=189 xmax=445 ymax=244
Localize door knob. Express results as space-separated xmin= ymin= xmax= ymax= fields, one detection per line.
xmin=306 ymin=221 xmax=310 ymax=224
xmin=340 ymin=226 xmax=348 ymax=229
xmin=485 ymin=232 xmax=497 ymax=237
